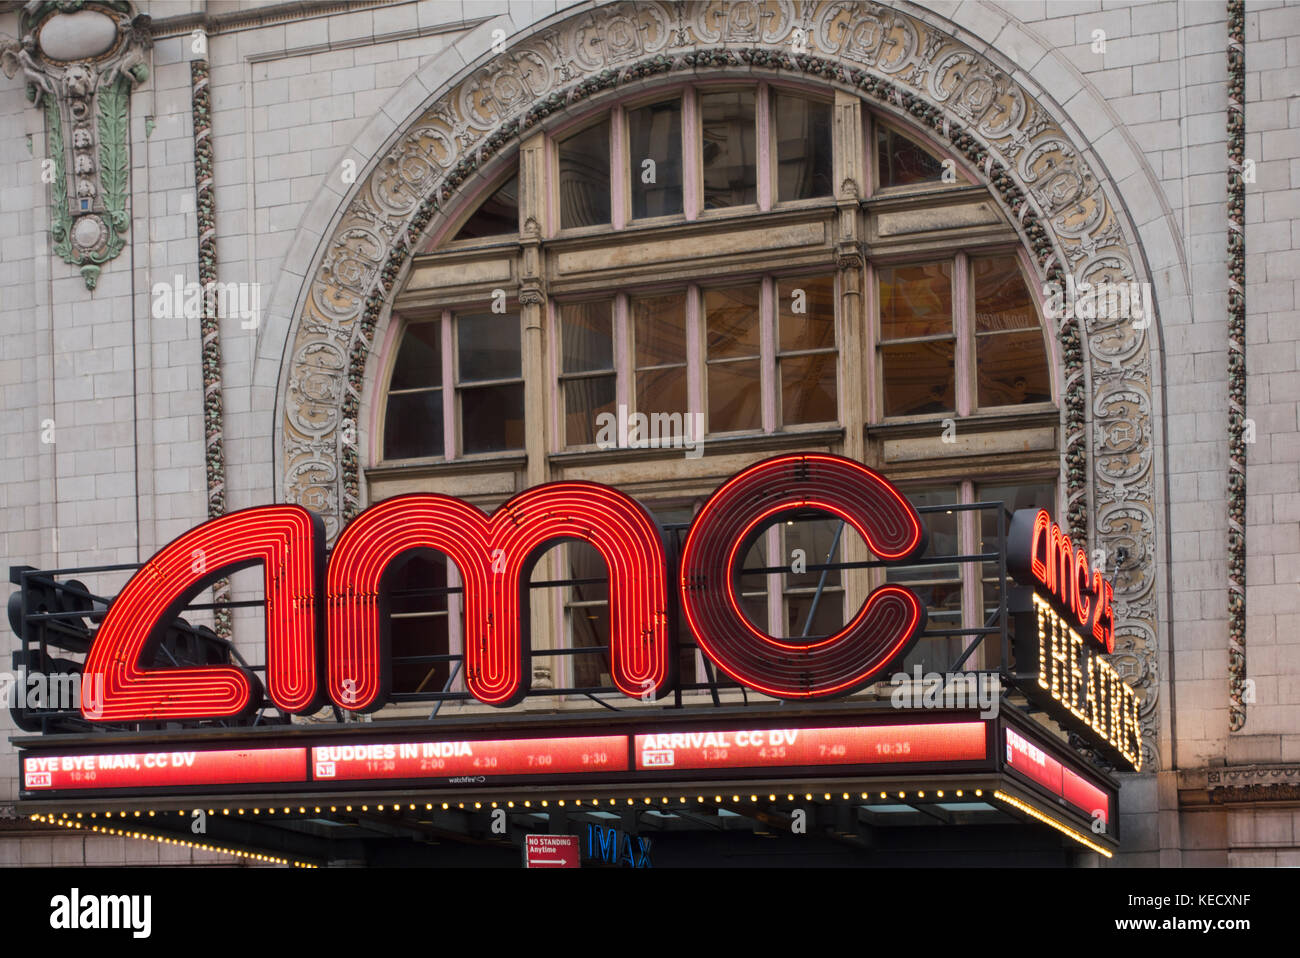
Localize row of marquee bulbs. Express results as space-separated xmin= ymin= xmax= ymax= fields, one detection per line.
xmin=28 ymin=813 xmax=317 ymax=867
xmin=32 ymin=786 xmax=1111 ymax=860
xmin=37 ymin=789 xmax=988 ymax=822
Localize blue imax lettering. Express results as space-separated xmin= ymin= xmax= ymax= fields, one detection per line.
xmin=49 ymin=888 xmax=151 ymax=939
xmin=586 ymin=824 xmax=652 ymax=868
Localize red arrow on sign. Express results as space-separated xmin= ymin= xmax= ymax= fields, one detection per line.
xmin=524 ymin=834 xmax=580 ymax=868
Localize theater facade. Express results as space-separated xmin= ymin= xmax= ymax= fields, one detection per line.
xmin=0 ymin=0 xmax=1296 ymax=868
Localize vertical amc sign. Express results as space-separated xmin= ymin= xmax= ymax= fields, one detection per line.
xmin=82 ymin=455 xmax=928 ymax=721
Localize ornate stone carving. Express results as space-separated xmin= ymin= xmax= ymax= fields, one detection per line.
xmin=276 ymin=1 xmax=1161 ymax=765
xmin=1226 ymin=0 xmax=1247 ymax=732
xmin=1207 ymin=764 xmax=1300 ymax=804
xmin=0 ymin=2 xmax=151 ymax=289
xmin=191 ymin=55 xmax=230 ymax=638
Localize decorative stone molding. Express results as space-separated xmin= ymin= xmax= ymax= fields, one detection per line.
xmin=191 ymin=55 xmax=231 ymax=638
xmin=276 ymin=1 xmax=1162 ymax=767
xmin=1226 ymin=0 xmax=1247 ymax=733
xmin=1207 ymin=764 xmax=1300 ymax=804
xmin=0 ymin=1 xmax=151 ymax=289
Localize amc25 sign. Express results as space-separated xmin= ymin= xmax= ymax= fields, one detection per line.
xmin=82 ymin=455 xmax=929 ymax=721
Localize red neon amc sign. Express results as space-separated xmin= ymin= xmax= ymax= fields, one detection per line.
xmin=81 ymin=455 xmax=928 ymax=722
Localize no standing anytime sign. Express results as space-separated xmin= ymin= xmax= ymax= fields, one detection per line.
xmin=524 ymin=835 xmax=580 ymax=869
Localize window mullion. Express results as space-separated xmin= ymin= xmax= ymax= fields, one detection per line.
xmin=683 ymin=87 xmax=701 ymax=221
xmin=864 ymin=261 xmax=880 ymax=424
xmin=954 ymin=250 xmax=972 ymax=418
xmin=757 ymin=82 xmax=772 ymax=210
xmin=614 ymin=293 xmax=630 ymax=414
xmin=761 ymin=274 xmax=776 ymax=433
xmin=611 ymin=106 xmax=627 ymax=230
xmin=441 ymin=310 xmax=455 ymax=459
xmin=447 ymin=561 xmax=464 ymax=693
xmin=686 ymin=283 xmax=703 ymax=424
xmin=959 ymin=479 xmax=980 ymax=669
xmin=766 ymin=525 xmax=783 ymax=639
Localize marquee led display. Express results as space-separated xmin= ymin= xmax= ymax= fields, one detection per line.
xmin=634 ymin=721 xmax=985 ymax=771
xmin=77 ymin=455 xmax=928 ymax=721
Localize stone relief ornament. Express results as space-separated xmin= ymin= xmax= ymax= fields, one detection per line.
xmin=276 ymin=1 xmax=1162 ymax=766
xmin=0 ymin=1 xmax=151 ymax=289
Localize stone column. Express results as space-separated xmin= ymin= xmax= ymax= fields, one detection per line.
xmin=832 ymin=90 xmax=872 ymax=615
xmin=517 ymin=131 xmax=555 ymax=692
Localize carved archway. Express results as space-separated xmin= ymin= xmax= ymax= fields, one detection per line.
xmin=274 ymin=1 xmax=1161 ymax=769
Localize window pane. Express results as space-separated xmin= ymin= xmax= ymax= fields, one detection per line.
xmin=564 ymin=375 xmax=616 ymax=446
xmin=558 ymin=121 xmax=611 ymax=228
xmin=775 ymin=94 xmax=832 ymax=200
xmin=629 ymin=100 xmax=683 ymax=218
xmin=387 ymin=552 xmax=450 ymax=695
xmin=652 ymin=505 xmax=702 ymax=686
xmin=384 ymin=390 xmax=443 ymax=460
xmin=781 ymin=353 xmax=837 ymax=425
xmin=888 ymin=488 xmax=959 ymax=582
xmin=976 ymin=331 xmax=1052 ymax=407
xmin=737 ymin=532 xmax=770 ymax=632
xmin=708 ymin=359 xmax=762 ymax=432
xmin=978 ymin=480 xmax=1055 ymax=672
xmin=460 ymin=382 xmax=524 ymax=454
xmin=783 ymin=517 xmax=844 ymax=591
xmin=453 ymin=174 xmax=518 ymax=239
xmin=560 ymin=301 xmax=613 ymax=373
xmin=878 ymin=263 xmax=952 ymax=340
xmin=882 ymin=340 xmax=955 ymax=416
xmin=705 ymin=285 xmax=761 ymax=359
xmin=973 ymin=255 xmax=1037 ymax=332
xmin=785 ymin=592 xmax=845 ymax=640
xmin=701 ymin=90 xmax=756 ymax=209
xmin=977 ymin=482 xmax=1056 ymax=553
xmin=566 ymin=541 xmax=611 ymax=689
xmin=636 ymin=364 xmax=687 ymax=418
xmin=457 ymin=313 xmax=520 ymax=382
xmin=888 ymin=488 xmax=961 ymax=673
xmin=876 ymin=126 xmax=945 ymax=189
xmin=632 ymin=293 xmax=685 ymax=368
xmin=778 ymin=275 xmax=835 ymax=352
xmin=390 ymin=322 xmax=442 ymax=390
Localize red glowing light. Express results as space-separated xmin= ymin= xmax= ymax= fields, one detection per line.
xmin=81 ymin=506 xmax=323 ymax=721
xmin=310 ymin=735 xmax=628 ymax=781
xmin=634 ymin=722 xmax=985 ymax=771
xmin=679 ymin=454 xmax=927 ymax=699
xmin=1009 ymin=508 xmax=1114 ymax=653
xmin=1005 ymin=726 xmax=1109 ymax=824
xmin=22 ymin=747 xmax=308 ymax=791
xmin=325 ymin=484 xmax=669 ymax=709
xmin=80 ymin=457 xmax=937 ymax=720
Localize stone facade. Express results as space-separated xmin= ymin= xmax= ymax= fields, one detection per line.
xmin=0 ymin=0 xmax=1296 ymax=867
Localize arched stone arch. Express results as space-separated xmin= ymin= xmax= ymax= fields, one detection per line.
xmin=265 ymin=1 xmax=1168 ymax=769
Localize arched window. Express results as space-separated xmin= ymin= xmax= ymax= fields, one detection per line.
xmin=370 ymin=80 xmax=1060 ymax=714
